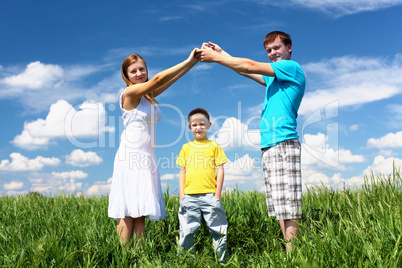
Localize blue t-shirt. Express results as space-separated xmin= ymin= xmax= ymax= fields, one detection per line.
xmin=261 ymin=59 xmax=305 ymax=148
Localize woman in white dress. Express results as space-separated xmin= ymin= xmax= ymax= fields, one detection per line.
xmin=108 ymin=49 xmax=198 ymax=244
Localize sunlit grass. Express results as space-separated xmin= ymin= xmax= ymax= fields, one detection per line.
xmin=1 ymin=166 xmax=401 ymax=267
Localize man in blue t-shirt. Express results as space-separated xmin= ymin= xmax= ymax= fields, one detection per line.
xmin=196 ymin=31 xmax=305 ymax=253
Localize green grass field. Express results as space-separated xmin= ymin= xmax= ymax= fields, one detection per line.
xmin=1 ymin=167 xmax=401 ymax=267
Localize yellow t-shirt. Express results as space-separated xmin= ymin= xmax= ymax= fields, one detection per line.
xmin=176 ymin=140 xmax=229 ymax=194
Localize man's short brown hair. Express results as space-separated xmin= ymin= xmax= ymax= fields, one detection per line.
xmin=263 ymin=31 xmax=292 ymax=50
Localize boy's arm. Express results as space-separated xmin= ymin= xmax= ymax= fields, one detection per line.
xmin=179 ymin=166 xmax=186 ymax=199
xmin=215 ymin=164 xmax=224 ymax=200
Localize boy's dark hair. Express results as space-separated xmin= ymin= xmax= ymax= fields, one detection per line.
xmin=188 ymin=108 xmax=210 ymax=123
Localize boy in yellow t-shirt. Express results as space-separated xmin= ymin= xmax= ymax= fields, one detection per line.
xmin=176 ymin=108 xmax=229 ymax=262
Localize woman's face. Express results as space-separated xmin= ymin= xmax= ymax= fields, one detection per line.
xmin=126 ymin=60 xmax=148 ymax=84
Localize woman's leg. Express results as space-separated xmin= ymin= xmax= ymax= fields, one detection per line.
xmin=117 ymin=217 xmax=134 ymax=244
xmin=117 ymin=216 xmax=146 ymax=245
xmin=132 ymin=216 xmax=146 ymax=242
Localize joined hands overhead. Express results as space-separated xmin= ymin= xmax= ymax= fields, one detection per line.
xmin=195 ymin=41 xmax=229 ymax=62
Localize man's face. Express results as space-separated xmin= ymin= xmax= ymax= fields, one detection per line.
xmin=265 ymin=37 xmax=292 ymax=62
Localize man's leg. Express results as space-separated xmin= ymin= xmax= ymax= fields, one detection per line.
xmin=281 ymin=139 xmax=302 ymax=252
xmin=280 ymin=219 xmax=300 ymax=252
xmin=262 ymin=139 xmax=302 ymax=253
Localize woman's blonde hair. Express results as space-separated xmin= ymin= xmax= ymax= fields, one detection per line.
xmin=121 ymin=54 xmax=157 ymax=106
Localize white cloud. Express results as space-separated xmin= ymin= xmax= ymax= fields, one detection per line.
xmin=302 ymin=132 xmax=365 ymax=170
xmin=0 ymin=61 xmax=118 ymax=113
xmin=385 ymin=104 xmax=402 ymax=128
xmin=225 ymin=154 xmax=261 ymax=178
xmin=26 ymin=171 xmax=89 ymax=195
xmin=363 ymin=155 xmax=402 ymax=176
xmin=87 ymin=178 xmax=112 ymax=196
xmin=4 ymin=181 xmax=24 ymax=190
xmin=210 ymin=117 xmax=260 ymax=151
xmin=367 ymin=131 xmax=402 ymax=148
xmin=11 ymin=130 xmax=52 ymax=150
xmin=378 ymin=150 xmax=396 ymax=157
xmin=289 ymin=0 xmax=402 ymax=17
xmin=160 ymin=16 xmax=184 ymax=21
xmin=386 ymin=104 xmax=402 ymax=118
xmin=0 ymin=153 xmax=60 ymax=171
xmin=0 ymin=170 xmax=91 ymax=195
xmin=86 ymin=92 xmax=119 ymax=104
xmin=30 ymin=185 xmax=54 ymax=194
xmin=1 ymin=61 xmax=63 ymax=91
xmin=303 ymin=169 xmax=332 ymax=186
xmin=5 ymin=190 xmax=28 ymax=196
xmin=223 ymin=150 xmax=362 ymax=191
xmin=303 ymin=155 xmax=402 ymax=192
xmin=332 ymin=175 xmax=363 ymax=188
xmin=106 ymin=45 xmax=200 ymax=60
xmin=246 ymin=0 xmax=402 ymax=17
xmin=349 ymin=124 xmax=359 ymax=131
xmin=300 ymin=55 xmax=402 ymax=116
xmin=302 ymin=168 xmax=364 ymax=191
xmin=57 ymin=181 xmax=83 ymax=193
xmin=160 ymin=173 xmax=178 ymax=181
xmin=51 ymin=170 xmax=88 ymax=179
xmin=170 ymin=0 xmax=402 ymax=18
xmin=223 ymin=154 xmax=263 ymax=189
xmin=290 ymin=132 xmax=367 ymax=191
xmin=65 ymin=149 xmax=103 ymax=167
xmin=301 ymin=84 xmax=398 ymax=116
xmin=193 ymin=64 xmax=214 ymax=71
xmin=12 ymin=100 xmax=114 ymax=150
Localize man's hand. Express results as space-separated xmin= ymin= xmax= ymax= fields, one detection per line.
xmin=197 ymin=41 xmax=231 ymax=62
xmin=202 ymin=41 xmax=229 ymax=55
xmin=201 ymin=42 xmax=211 ymax=49
xmin=196 ymin=47 xmax=220 ymax=62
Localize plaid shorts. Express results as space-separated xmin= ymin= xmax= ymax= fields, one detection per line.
xmin=261 ymin=139 xmax=302 ymax=220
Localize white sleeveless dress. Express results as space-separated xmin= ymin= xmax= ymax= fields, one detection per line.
xmin=108 ymin=94 xmax=167 ymax=221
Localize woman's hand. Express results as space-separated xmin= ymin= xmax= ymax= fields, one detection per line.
xmin=187 ymin=48 xmax=199 ymax=64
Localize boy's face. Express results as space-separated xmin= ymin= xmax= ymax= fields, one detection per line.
xmin=188 ymin=114 xmax=211 ymax=141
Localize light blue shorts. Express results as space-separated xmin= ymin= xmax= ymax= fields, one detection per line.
xmin=178 ymin=193 xmax=228 ymax=261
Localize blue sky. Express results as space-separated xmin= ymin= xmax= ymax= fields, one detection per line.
xmin=1 ymin=0 xmax=402 ymax=196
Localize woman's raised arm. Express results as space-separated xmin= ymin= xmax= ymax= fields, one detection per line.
xmin=125 ymin=48 xmax=198 ymax=99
